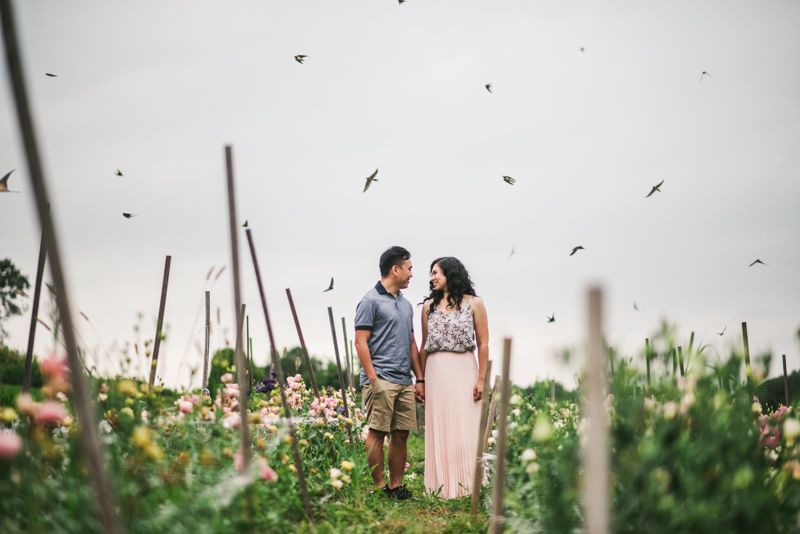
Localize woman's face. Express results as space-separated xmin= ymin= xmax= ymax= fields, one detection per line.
xmin=430 ymin=264 xmax=447 ymax=291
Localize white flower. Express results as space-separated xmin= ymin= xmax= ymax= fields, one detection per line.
xmin=525 ymin=462 xmax=540 ymax=474
xmin=662 ymin=402 xmax=678 ymax=420
xmin=784 ymin=419 xmax=800 ymax=443
xmin=487 ymin=437 xmax=496 ymax=447
xmin=331 ymin=479 xmax=343 ymax=489
xmin=520 ymin=448 xmax=537 ymax=462
xmin=509 ymin=394 xmax=521 ymax=405
xmin=492 ymin=430 xmax=499 ymax=438
xmin=329 ymin=468 xmax=342 ymax=480
xmin=512 ymin=408 xmax=521 ymax=417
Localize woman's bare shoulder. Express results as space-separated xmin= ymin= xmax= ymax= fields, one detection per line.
xmin=470 ymin=296 xmax=486 ymax=311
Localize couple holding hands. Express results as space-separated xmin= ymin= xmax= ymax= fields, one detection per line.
xmin=354 ymin=246 xmax=489 ymax=500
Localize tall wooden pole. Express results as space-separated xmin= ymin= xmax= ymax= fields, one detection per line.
xmin=490 ymin=339 xmax=512 ymax=534
xmin=584 ymin=287 xmax=609 ymax=534
xmin=783 ymin=354 xmax=790 ymax=407
xmin=471 ymin=359 xmax=493 ymax=517
xmin=645 ymin=338 xmax=651 ymax=386
xmin=742 ymin=322 xmax=751 ymax=376
xmin=483 ymin=375 xmax=502 ymax=453
xmin=341 ymin=317 xmax=352 ymax=390
xmin=235 ymin=304 xmax=246 ymax=384
xmin=327 ymin=307 xmax=355 ymax=445
xmin=224 ymin=146 xmax=250 ymax=469
xmin=285 ymin=288 xmax=321 ymax=400
xmin=0 ymin=2 xmax=122 ymax=531
xmin=201 ymin=290 xmax=211 ymax=393
xmin=149 ymin=255 xmax=172 ymax=386
xmin=22 ymin=225 xmax=46 ymax=393
xmin=245 ymin=229 xmax=313 ymax=520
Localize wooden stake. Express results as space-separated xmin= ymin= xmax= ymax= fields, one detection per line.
xmin=645 ymin=338 xmax=651 ymax=386
xmin=350 ymin=339 xmax=356 ymax=386
xmin=678 ymin=346 xmax=684 ymax=377
xmin=201 ymin=290 xmax=210 ymax=394
xmin=224 ymin=145 xmax=250 ymax=469
xmin=149 ymin=255 xmax=172 ymax=386
xmin=490 ymin=339 xmax=512 ymax=534
xmin=783 ymin=354 xmax=790 ymax=407
xmin=471 ymin=359 xmax=493 ymax=517
xmin=483 ymin=375 xmax=502 ymax=453
xmin=584 ymin=287 xmax=609 ymax=534
xmin=341 ymin=317 xmax=353 ymax=390
xmin=22 ymin=224 xmax=46 ymax=393
xmin=236 ymin=304 xmax=246 ymax=384
xmin=0 ymin=3 xmax=121 ymax=530
xmin=742 ymin=322 xmax=751 ymax=375
xmin=245 ymin=229 xmax=313 ymax=520
xmin=285 ymin=288 xmax=321 ymax=400
xmin=327 ymin=307 xmax=355 ymax=445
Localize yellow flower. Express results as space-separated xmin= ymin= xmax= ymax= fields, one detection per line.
xmin=340 ymin=474 xmax=351 ymax=484
xmin=289 ymin=464 xmax=297 ymax=472
xmin=283 ymin=435 xmax=293 ymax=444
xmin=118 ymin=380 xmax=137 ymax=396
xmin=1 ymin=407 xmax=18 ymax=424
xmin=341 ymin=460 xmax=355 ymax=472
xmin=120 ymin=407 xmax=135 ymax=419
xmin=133 ymin=426 xmax=151 ymax=448
xmin=299 ymin=439 xmax=308 ymax=446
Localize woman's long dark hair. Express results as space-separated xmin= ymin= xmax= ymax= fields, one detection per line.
xmin=422 ymin=257 xmax=477 ymax=316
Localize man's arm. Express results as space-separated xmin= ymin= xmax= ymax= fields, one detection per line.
xmin=355 ymin=330 xmax=377 ymax=385
xmin=410 ymin=332 xmax=425 ymax=403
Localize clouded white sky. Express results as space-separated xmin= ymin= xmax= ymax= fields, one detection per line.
xmin=2 ymin=0 xmax=799 ymax=389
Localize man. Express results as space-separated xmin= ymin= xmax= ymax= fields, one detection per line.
xmin=355 ymin=246 xmax=425 ymax=500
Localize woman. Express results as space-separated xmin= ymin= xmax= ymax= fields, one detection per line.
xmin=419 ymin=256 xmax=489 ymax=499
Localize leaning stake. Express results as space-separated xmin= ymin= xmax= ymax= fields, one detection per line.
xmin=245 ymin=229 xmax=313 ymax=520
xmin=149 ymin=255 xmax=172 ymax=386
xmin=285 ymin=288 xmax=321 ymax=400
xmin=202 ymin=290 xmax=211 ymax=394
xmin=327 ymin=307 xmax=355 ymax=445
xmin=784 ymin=354 xmax=790 ymax=407
xmin=491 ymin=339 xmax=512 ymax=534
xmin=483 ymin=374 xmax=502 ymax=453
xmin=645 ymin=338 xmax=651 ymax=386
xmin=341 ymin=317 xmax=353 ymax=390
xmin=224 ymin=146 xmax=250 ymax=469
xmin=471 ymin=359 xmax=493 ymax=517
xmin=0 ymin=2 xmax=122 ymax=531
xmin=584 ymin=287 xmax=609 ymax=534
xmin=742 ymin=322 xmax=752 ymax=376
xmin=22 ymin=223 xmax=46 ymax=393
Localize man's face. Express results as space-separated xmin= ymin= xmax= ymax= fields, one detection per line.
xmin=394 ymin=259 xmax=413 ymax=289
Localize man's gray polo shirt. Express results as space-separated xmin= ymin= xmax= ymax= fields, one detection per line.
xmin=355 ymin=281 xmax=414 ymax=386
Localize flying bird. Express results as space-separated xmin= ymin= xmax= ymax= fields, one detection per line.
xmin=116 ymin=169 xmax=123 ymax=177
xmin=122 ymin=213 xmax=136 ymax=219
xmin=645 ymin=179 xmax=664 ymax=198
xmin=717 ymin=326 xmax=726 ymax=336
xmin=503 ymin=175 xmax=515 ymax=185
xmin=580 ymin=47 xmax=585 ymax=53
xmin=294 ymin=55 xmax=307 ymax=64
xmin=700 ymin=71 xmax=712 ymax=82
xmin=243 ymin=220 xmax=248 ymax=228
xmin=0 ymin=170 xmax=20 ymax=193
xmin=363 ymin=169 xmax=379 ymax=192
xmin=634 ymin=302 xmax=638 ymax=311
xmin=485 ymin=83 xmax=492 ymax=93
xmin=569 ymin=246 xmax=584 ymax=256
xmin=508 ymin=246 xmax=515 ymax=259
xmin=547 ymin=314 xmax=555 ymax=323
xmin=398 ymin=0 xmax=406 ymax=4
xmin=45 ymin=73 xmax=57 ymax=77
xmin=749 ymin=259 xmax=767 ymax=267
xmin=323 ymin=277 xmax=334 ymax=292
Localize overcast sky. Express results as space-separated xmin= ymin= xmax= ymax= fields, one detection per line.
xmin=1 ymin=0 xmax=799 ymax=389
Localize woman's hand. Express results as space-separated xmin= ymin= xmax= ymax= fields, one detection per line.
xmin=415 ymin=382 xmax=425 ymax=404
xmin=473 ymin=380 xmax=484 ymax=402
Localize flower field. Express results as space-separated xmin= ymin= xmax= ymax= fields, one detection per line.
xmin=2 ymin=337 xmax=800 ymax=533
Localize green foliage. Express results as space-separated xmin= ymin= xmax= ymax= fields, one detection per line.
xmin=280 ymin=347 xmax=348 ymax=392
xmin=0 ymin=259 xmax=30 ymax=342
xmin=0 ymin=345 xmax=43 ymax=388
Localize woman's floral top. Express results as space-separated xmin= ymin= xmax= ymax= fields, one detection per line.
xmin=423 ymin=297 xmax=476 ymax=353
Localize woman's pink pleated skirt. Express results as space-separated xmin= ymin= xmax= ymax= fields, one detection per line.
xmin=424 ymin=350 xmax=486 ymax=499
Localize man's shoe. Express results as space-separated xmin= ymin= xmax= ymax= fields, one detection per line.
xmin=388 ymin=484 xmax=418 ymax=501
xmin=379 ymin=485 xmax=392 ymax=498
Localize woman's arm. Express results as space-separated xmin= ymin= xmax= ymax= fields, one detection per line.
xmin=472 ymin=297 xmax=489 ymax=401
xmin=419 ymin=300 xmax=431 ymax=376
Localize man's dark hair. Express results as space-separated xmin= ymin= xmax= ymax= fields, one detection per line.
xmin=379 ymin=246 xmax=411 ymax=277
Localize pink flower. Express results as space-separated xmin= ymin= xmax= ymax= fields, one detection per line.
xmin=221 ymin=373 xmax=234 ymax=384
xmin=290 ymin=382 xmax=300 ymax=390
xmin=223 ymin=407 xmax=231 ymax=414
xmin=36 ymin=401 xmax=67 ymax=426
xmin=177 ymin=400 xmax=193 ymax=414
xmin=16 ymin=393 xmax=36 ymax=418
xmin=257 ymin=456 xmax=278 ymax=482
xmin=754 ymin=396 xmax=760 ymax=403
xmin=190 ymin=394 xmax=201 ymax=406
xmin=100 ymin=383 xmax=108 ymax=393
xmin=286 ymin=376 xmax=295 ymax=385
xmin=295 ymin=374 xmax=302 ymax=381
xmin=225 ymin=388 xmax=240 ymax=398
xmin=405 ymin=462 xmax=410 ymax=471
xmin=763 ymin=435 xmax=779 ymax=449
xmin=272 ymin=407 xmax=279 ymax=414
xmin=234 ymin=452 xmax=244 ymax=473
xmin=230 ymin=400 xmax=239 ymax=410
xmin=0 ymin=430 xmax=22 ymax=461
xmin=40 ymin=355 xmax=68 ymax=383
xmin=311 ymin=399 xmax=320 ymax=410
xmin=222 ymin=413 xmax=241 ymax=429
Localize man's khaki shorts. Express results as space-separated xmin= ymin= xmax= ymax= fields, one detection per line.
xmin=362 ymin=376 xmax=417 ymax=433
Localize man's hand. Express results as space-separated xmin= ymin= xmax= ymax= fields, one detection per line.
xmin=368 ymin=374 xmax=377 ymax=387
xmin=415 ymin=382 xmax=425 ymax=404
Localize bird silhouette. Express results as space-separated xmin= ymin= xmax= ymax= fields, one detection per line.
xmin=634 ymin=302 xmax=638 ymax=311
xmin=503 ymin=175 xmax=515 ymax=185
xmin=580 ymin=47 xmax=585 ymax=53
xmin=122 ymin=213 xmax=136 ymax=219
xmin=717 ymin=326 xmax=726 ymax=336
xmin=116 ymin=169 xmax=123 ymax=177
xmin=323 ymin=277 xmax=334 ymax=292
xmin=0 ymin=170 xmax=20 ymax=193
xmin=700 ymin=71 xmax=712 ymax=83
xmin=294 ymin=55 xmax=307 ymax=64
xmin=363 ymin=169 xmax=379 ymax=192
xmin=547 ymin=314 xmax=555 ymax=323
xmin=485 ymin=83 xmax=492 ymax=93
xmin=243 ymin=220 xmax=248 ymax=228
xmin=749 ymin=259 xmax=767 ymax=267
xmin=398 ymin=0 xmax=406 ymax=4
xmin=508 ymin=246 xmax=515 ymax=259
xmin=45 ymin=73 xmax=57 ymax=77
xmin=569 ymin=246 xmax=584 ymax=256
xmin=645 ymin=179 xmax=664 ymax=198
